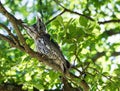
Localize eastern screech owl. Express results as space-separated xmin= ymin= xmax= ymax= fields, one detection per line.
xmin=24 ymin=17 xmax=70 ymax=73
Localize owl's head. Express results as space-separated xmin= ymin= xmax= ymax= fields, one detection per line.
xmin=24 ymin=17 xmax=46 ymax=39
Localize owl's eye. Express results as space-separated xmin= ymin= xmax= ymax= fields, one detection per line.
xmin=32 ymin=24 xmax=36 ymax=28
xmin=39 ymin=25 xmax=42 ymax=29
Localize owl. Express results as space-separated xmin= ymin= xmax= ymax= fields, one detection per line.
xmin=24 ymin=17 xmax=70 ymax=73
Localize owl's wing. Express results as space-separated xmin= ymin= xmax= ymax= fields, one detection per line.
xmin=43 ymin=33 xmax=70 ymax=72
xmin=44 ymin=34 xmax=60 ymax=50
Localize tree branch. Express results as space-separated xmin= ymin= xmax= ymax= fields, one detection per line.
xmin=111 ymin=52 xmax=120 ymax=56
xmin=0 ymin=1 xmax=31 ymax=53
xmin=45 ymin=9 xmax=66 ymax=25
xmin=53 ymin=0 xmax=120 ymax=25
xmin=98 ymin=19 xmax=120 ymax=24
xmin=92 ymin=51 xmax=120 ymax=62
xmin=0 ymin=3 xmax=45 ymax=73
xmin=61 ymin=76 xmax=82 ymax=91
xmin=0 ymin=1 xmax=89 ymax=91
xmin=0 ymin=34 xmax=15 ymax=45
xmin=0 ymin=23 xmax=20 ymax=45
xmin=92 ymin=52 xmax=105 ymax=62
xmin=0 ymin=83 xmax=27 ymax=91
xmin=0 ymin=34 xmax=25 ymax=52
xmin=53 ymin=0 xmax=94 ymax=21
xmin=103 ymin=29 xmax=120 ymax=36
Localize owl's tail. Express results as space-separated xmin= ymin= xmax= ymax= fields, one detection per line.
xmin=63 ymin=60 xmax=71 ymax=73
xmin=66 ymin=60 xmax=71 ymax=69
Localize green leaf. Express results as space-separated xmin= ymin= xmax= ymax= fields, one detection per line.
xmin=33 ymin=83 xmax=44 ymax=90
xmin=52 ymin=16 xmax=64 ymax=28
xmin=56 ymin=16 xmax=63 ymax=24
xmin=102 ymin=72 xmax=109 ymax=76
xmin=79 ymin=16 xmax=88 ymax=27
xmin=52 ymin=19 xmax=60 ymax=27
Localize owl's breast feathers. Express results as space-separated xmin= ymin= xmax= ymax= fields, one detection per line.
xmin=35 ymin=33 xmax=70 ymax=73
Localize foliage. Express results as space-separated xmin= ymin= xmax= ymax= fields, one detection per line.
xmin=0 ymin=0 xmax=120 ymax=91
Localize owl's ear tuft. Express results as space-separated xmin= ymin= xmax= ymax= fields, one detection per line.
xmin=36 ymin=16 xmax=42 ymax=29
xmin=36 ymin=16 xmax=46 ymax=33
xmin=36 ymin=16 xmax=42 ymax=23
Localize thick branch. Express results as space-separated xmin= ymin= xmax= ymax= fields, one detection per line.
xmin=0 ymin=33 xmax=62 ymax=73
xmin=0 ymin=2 xmax=31 ymax=52
xmin=0 ymin=33 xmax=89 ymax=90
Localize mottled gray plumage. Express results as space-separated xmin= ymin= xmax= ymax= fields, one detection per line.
xmin=24 ymin=17 xmax=70 ymax=73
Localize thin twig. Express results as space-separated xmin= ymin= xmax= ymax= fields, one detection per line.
xmin=64 ymin=8 xmax=94 ymax=21
xmin=54 ymin=0 xmax=94 ymax=21
xmin=45 ymin=9 xmax=66 ymax=25
xmin=89 ymin=67 xmax=115 ymax=83
xmin=0 ymin=23 xmax=19 ymax=45
xmin=0 ymin=34 xmax=25 ymax=51
xmin=98 ymin=19 xmax=120 ymax=24
xmin=54 ymin=0 xmax=120 ymax=25
xmin=0 ymin=34 xmax=15 ymax=45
